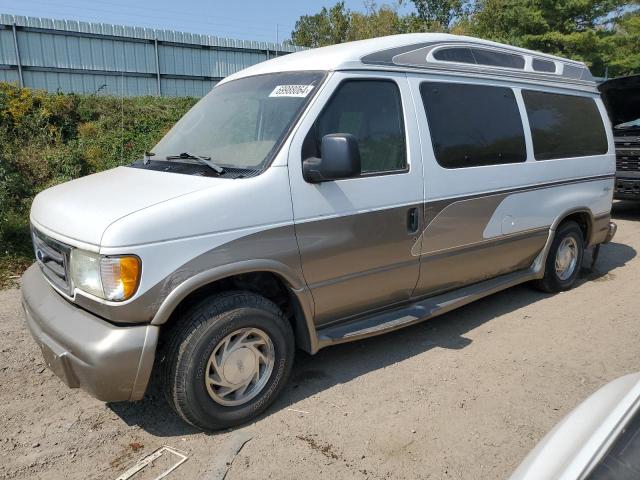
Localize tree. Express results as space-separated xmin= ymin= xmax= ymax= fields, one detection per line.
xmin=349 ymin=2 xmax=414 ymax=40
xmin=603 ymin=9 xmax=640 ymax=76
xmin=467 ymin=0 xmax=638 ymax=76
xmin=408 ymin=0 xmax=467 ymax=30
xmin=290 ymin=2 xmax=351 ymax=48
xmin=289 ymin=0 xmax=639 ymax=77
xmin=291 ymin=1 xmax=423 ymax=47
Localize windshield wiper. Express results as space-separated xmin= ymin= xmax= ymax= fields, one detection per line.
xmin=165 ymin=152 xmax=226 ymax=174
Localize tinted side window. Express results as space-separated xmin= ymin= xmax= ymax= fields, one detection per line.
xmin=433 ymin=47 xmax=475 ymax=64
xmin=420 ymin=82 xmax=527 ymax=168
xmin=310 ymin=80 xmax=407 ymax=174
xmin=522 ymin=90 xmax=608 ymax=160
xmin=433 ymin=47 xmax=525 ymax=69
xmin=532 ymin=58 xmax=556 ymax=73
xmin=470 ymin=49 xmax=525 ymax=69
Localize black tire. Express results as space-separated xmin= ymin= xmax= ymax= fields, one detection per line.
xmin=160 ymin=291 xmax=294 ymax=431
xmin=533 ymin=220 xmax=584 ymax=293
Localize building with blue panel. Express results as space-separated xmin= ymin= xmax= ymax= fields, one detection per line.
xmin=0 ymin=14 xmax=304 ymax=97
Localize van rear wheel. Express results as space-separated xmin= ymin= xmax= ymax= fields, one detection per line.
xmin=534 ymin=221 xmax=584 ymax=293
xmin=161 ymin=291 xmax=294 ymax=431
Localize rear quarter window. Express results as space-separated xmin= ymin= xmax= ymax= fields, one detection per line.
xmin=522 ymin=90 xmax=608 ymax=160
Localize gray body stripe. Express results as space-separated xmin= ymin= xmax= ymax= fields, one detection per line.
xmin=287 ymin=174 xmax=614 ymax=228
xmin=421 ymin=226 xmax=549 ymax=258
xmin=416 ymin=193 xmax=507 ymax=256
xmin=413 ymin=174 xmax=613 ymax=254
xmin=361 ymin=42 xmax=434 ymax=65
xmin=75 ymin=224 xmax=307 ymax=324
xmin=426 ymin=174 xmax=613 ymax=211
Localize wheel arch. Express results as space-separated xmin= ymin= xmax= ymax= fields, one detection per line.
xmin=151 ymin=260 xmax=318 ymax=353
xmin=532 ymin=207 xmax=595 ymax=278
xmin=550 ymin=208 xmax=595 ymax=244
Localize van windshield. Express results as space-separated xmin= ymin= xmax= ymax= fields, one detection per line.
xmin=153 ymin=71 xmax=325 ymax=171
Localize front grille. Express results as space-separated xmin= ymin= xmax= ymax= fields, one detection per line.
xmin=615 ymin=135 xmax=640 ymax=173
xmin=615 ymin=178 xmax=640 ymax=197
xmin=32 ymin=228 xmax=72 ymax=295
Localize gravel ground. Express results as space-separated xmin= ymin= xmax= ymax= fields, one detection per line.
xmin=1 ymin=201 xmax=639 ymax=480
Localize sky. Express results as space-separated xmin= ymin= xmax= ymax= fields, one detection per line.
xmin=1 ymin=0 xmax=413 ymax=44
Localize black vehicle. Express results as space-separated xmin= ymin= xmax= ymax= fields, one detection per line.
xmin=600 ymin=75 xmax=640 ymax=200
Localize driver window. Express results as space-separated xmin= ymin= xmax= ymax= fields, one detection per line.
xmin=304 ymin=79 xmax=407 ymax=174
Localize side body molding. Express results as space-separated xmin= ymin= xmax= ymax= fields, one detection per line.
xmin=150 ymin=259 xmax=319 ymax=353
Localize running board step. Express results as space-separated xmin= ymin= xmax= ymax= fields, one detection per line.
xmin=316 ymin=268 xmax=537 ymax=348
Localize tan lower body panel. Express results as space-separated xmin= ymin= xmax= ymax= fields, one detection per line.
xmin=416 ymin=229 xmax=548 ymax=297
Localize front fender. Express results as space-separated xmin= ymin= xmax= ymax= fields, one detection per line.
xmin=150 ymin=259 xmax=319 ymax=353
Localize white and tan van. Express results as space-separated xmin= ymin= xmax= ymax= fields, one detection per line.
xmin=22 ymin=33 xmax=617 ymax=430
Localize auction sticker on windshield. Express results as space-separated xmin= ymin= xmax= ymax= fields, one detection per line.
xmin=269 ymin=85 xmax=315 ymax=97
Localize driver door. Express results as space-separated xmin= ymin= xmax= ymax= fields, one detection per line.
xmin=287 ymin=72 xmax=424 ymax=326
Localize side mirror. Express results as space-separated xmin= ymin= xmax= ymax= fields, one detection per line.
xmin=303 ymin=133 xmax=361 ymax=183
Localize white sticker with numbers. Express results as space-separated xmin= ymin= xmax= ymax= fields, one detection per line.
xmin=269 ymin=84 xmax=315 ymax=98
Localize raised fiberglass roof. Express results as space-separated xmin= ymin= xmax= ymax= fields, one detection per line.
xmin=222 ymin=33 xmax=595 ymax=88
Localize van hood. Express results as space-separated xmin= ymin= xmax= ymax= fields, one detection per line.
xmin=598 ymin=75 xmax=640 ymax=127
xmin=31 ymin=166 xmax=218 ymax=247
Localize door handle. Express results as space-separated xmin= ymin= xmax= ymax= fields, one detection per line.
xmin=407 ymin=207 xmax=419 ymax=234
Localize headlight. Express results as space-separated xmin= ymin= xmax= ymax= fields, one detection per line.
xmin=69 ymin=250 xmax=102 ymax=298
xmin=70 ymin=250 xmax=141 ymax=301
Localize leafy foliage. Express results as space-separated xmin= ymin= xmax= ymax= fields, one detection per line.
xmin=0 ymin=83 xmax=196 ymax=285
xmin=290 ymin=0 xmax=639 ymax=76
xmin=290 ymin=2 xmax=353 ymax=48
xmin=410 ymin=0 xmax=466 ymax=29
xmin=290 ymin=1 xmax=438 ymax=48
xmin=606 ymin=10 xmax=640 ymax=75
xmin=467 ymin=0 xmax=637 ymax=76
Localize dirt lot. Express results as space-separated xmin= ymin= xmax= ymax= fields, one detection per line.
xmin=1 ymin=201 xmax=639 ymax=480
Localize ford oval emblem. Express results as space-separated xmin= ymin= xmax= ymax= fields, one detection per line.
xmin=36 ymin=249 xmax=44 ymax=262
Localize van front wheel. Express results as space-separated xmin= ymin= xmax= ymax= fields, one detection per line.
xmin=534 ymin=220 xmax=584 ymax=293
xmin=161 ymin=292 xmax=294 ymax=431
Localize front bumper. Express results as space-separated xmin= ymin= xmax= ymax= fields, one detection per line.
xmin=21 ymin=264 xmax=159 ymax=402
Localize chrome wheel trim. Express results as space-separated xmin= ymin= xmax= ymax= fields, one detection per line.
xmin=555 ymin=236 xmax=579 ymax=281
xmin=205 ymin=327 xmax=275 ymax=407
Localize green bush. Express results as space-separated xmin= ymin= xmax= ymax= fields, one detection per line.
xmin=0 ymin=82 xmax=197 ymax=287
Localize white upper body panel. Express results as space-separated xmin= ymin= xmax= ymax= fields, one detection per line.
xmin=31 ymin=161 xmax=293 ymax=248
xmin=30 ymin=167 xmax=218 ymax=249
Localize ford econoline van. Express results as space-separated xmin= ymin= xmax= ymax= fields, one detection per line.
xmin=22 ymin=34 xmax=617 ymax=431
